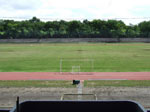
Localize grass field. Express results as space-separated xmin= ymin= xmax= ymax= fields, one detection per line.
xmin=0 ymin=43 xmax=150 ymax=72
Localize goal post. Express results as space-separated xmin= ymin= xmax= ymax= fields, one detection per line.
xmin=60 ymin=59 xmax=94 ymax=73
xmin=60 ymin=94 xmax=97 ymax=100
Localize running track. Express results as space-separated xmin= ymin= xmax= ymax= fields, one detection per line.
xmin=0 ymin=72 xmax=150 ymax=80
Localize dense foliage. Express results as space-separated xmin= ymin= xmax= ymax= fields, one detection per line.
xmin=0 ymin=17 xmax=150 ymax=39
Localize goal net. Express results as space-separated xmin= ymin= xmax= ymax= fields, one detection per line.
xmin=60 ymin=59 xmax=94 ymax=73
xmin=72 ymin=66 xmax=80 ymax=74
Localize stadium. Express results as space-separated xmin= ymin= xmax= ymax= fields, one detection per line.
xmin=0 ymin=0 xmax=150 ymax=111
xmin=0 ymin=42 xmax=150 ymax=112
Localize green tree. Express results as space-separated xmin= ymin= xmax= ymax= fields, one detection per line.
xmin=138 ymin=21 xmax=150 ymax=37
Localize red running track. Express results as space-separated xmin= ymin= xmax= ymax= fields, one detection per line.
xmin=0 ymin=72 xmax=150 ymax=80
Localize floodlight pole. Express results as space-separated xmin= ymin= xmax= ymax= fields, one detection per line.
xmin=16 ymin=96 xmax=19 ymax=112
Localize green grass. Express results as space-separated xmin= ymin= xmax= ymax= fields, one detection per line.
xmin=1 ymin=80 xmax=150 ymax=88
xmin=0 ymin=43 xmax=150 ymax=72
xmin=0 ymin=80 xmax=75 ymax=88
xmin=84 ymin=80 xmax=150 ymax=87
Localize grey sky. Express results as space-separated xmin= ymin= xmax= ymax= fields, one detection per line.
xmin=0 ymin=0 xmax=150 ymax=24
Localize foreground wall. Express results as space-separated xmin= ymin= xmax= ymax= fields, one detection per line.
xmin=0 ymin=38 xmax=150 ymax=43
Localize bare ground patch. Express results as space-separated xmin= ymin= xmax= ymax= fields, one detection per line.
xmin=0 ymin=87 xmax=150 ymax=109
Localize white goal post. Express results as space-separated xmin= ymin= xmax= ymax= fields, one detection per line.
xmin=60 ymin=59 xmax=94 ymax=73
xmin=60 ymin=94 xmax=97 ymax=100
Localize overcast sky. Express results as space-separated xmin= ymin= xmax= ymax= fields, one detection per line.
xmin=0 ymin=0 xmax=150 ymax=24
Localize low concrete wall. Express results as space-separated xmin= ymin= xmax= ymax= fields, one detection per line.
xmin=0 ymin=38 xmax=150 ymax=43
xmin=120 ymin=38 xmax=150 ymax=42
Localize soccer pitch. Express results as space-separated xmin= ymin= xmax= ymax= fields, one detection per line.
xmin=0 ymin=43 xmax=150 ymax=72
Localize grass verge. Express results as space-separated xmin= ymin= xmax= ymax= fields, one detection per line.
xmin=0 ymin=80 xmax=75 ymax=88
xmin=84 ymin=80 xmax=150 ymax=87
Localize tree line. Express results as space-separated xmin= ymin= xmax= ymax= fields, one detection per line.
xmin=0 ymin=17 xmax=150 ymax=39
